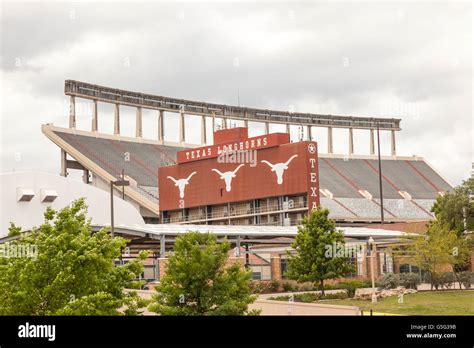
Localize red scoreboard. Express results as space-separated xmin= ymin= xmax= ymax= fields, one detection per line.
xmin=158 ymin=128 xmax=320 ymax=214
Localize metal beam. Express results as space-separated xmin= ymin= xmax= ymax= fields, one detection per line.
xmin=66 ymin=159 xmax=85 ymax=170
xmin=65 ymin=80 xmax=401 ymax=131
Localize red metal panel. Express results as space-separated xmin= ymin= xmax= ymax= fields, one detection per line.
xmin=213 ymin=127 xmax=248 ymax=144
xmin=306 ymin=141 xmax=320 ymax=213
xmin=176 ymin=132 xmax=290 ymax=164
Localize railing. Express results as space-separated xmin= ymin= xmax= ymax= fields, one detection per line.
xmin=161 ymin=201 xmax=308 ymax=224
xmin=65 ymin=80 xmax=401 ymax=130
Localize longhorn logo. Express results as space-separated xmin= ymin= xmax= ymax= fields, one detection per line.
xmin=211 ymin=164 xmax=244 ymax=192
xmin=261 ymin=155 xmax=298 ymax=185
xmin=166 ymin=172 xmax=197 ymax=198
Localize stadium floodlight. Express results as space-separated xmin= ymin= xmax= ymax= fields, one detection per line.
xmin=110 ymin=179 xmax=130 ymax=238
xmin=376 ymin=123 xmax=385 ymax=224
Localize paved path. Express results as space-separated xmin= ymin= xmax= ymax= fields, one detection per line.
xmin=257 ymin=289 xmax=346 ymax=300
xmin=249 ymin=299 xmax=359 ymax=316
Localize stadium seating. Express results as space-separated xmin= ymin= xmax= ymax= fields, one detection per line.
xmin=50 ymin=128 xmax=452 ymax=221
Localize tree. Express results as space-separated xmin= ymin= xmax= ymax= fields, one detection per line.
xmin=285 ymin=208 xmax=353 ymax=295
xmin=0 ymin=198 xmax=148 ymax=315
xmin=405 ymin=220 xmax=470 ymax=290
xmin=149 ymin=232 xmax=257 ymax=315
xmin=430 ymin=177 xmax=473 ymax=278
xmin=431 ymin=177 xmax=474 ymax=236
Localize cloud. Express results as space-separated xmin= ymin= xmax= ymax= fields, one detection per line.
xmin=0 ymin=1 xmax=472 ymax=185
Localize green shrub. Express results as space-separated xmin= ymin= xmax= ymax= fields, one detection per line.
xmin=427 ymin=273 xmax=443 ymax=290
xmin=320 ymin=292 xmax=348 ymax=300
xmin=458 ymin=271 xmax=473 ymax=289
xmin=268 ymin=280 xmax=280 ymax=292
xmin=440 ymin=272 xmax=456 ymax=289
xmin=282 ymin=281 xmax=298 ymax=292
xmin=376 ymin=273 xmax=399 ymax=290
xmin=399 ymin=273 xmax=420 ymax=290
xmin=250 ymin=280 xmax=280 ymax=294
xmin=298 ymin=282 xmax=315 ymax=291
xmin=337 ymin=280 xmax=371 ymax=298
xmin=267 ymin=295 xmax=290 ymax=301
xmin=323 ymin=284 xmax=337 ymax=290
xmin=296 ymin=293 xmax=319 ymax=302
xmin=268 ymin=291 xmax=348 ymax=302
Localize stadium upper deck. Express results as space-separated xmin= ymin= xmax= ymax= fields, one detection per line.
xmin=42 ymin=124 xmax=451 ymax=223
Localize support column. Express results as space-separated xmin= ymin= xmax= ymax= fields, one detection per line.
xmin=158 ymin=110 xmax=164 ymax=141
xmin=264 ymin=121 xmax=270 ymax=134
xmin=244 ymin=119 xmax=249 ymax=129
xmin=179 ymin=110 xmax=185 ymax=143
xmin=391 ymin=130 xmax=396 ymax=156
xmin=307 ymin=125 xmax=312 ymax=141
xmin=349 ymin=128 xmax=354 ymax=155
xmin=91 ymin=100 xmax=98 ymax=132
xmin=212 ymin=113 xmax=216 ymax=132
xmin=370 ymin=129 xmax=375 ymax=155
xmin=201 ymin=115 xmax=207 ymax=145
xmin=114 ymin=104 xmax=120 ymax=135
xmin=60 ymin=149 xmax=67 ymax=177
xmin=135 ymin=107 xmax=142 ymax=138
xmin=367 ymin=243 xmax=380 ymax=279
xmin=270 ymin=254 xmax=282 ymax=280
xmin=82 ymin=169 xmax=90 ymax=184
xmin=158 ymin=258 xmax=168 ymax=281
xmin=160 ymin=235 xmax=166 ymax=258
xmin=286 ymin=123 xmax=290 ymax=134
xmin=236 ymin=235 xmax=241 ymax=257
xmin=222 ymin=117 xmax=227 ymax=129
xmin=69 ymin=96 xmax=76 ymax=128
xmin=328 ymin=127 xmax=333 ymax=154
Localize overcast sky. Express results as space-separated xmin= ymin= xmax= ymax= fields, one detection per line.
xmin=0 ymin=1 xmax=472 ymax=186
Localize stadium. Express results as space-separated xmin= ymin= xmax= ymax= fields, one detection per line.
xmin=1 ymin=80 xmax=455 ymax=282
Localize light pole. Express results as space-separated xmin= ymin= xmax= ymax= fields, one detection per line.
xmin=110 ymin=179 xmax=130 ymax=238
xmin=376 ymin=123 xmax=384 ymax=224
xmin=368 ymin=236 xmax=377 ymax=303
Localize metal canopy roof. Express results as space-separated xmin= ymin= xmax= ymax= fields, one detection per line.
xmin=101 ymin=223 xmax=412 ymax=241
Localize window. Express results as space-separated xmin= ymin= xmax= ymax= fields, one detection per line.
xmin=280 ymin=259 xmax=288 ymax=279
xmin=400 ymin=264 xmax=419 ymax=274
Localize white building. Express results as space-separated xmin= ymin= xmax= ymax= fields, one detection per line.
xmin=0 ymin=171 xmax=144 ymax=237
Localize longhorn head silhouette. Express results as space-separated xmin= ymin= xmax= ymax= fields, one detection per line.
xmin=261 ymin=155 xmax=298 ymax=184
xmin=166 ymin=172 xmax=197 ymax=198
xmin=211 ymin=164 xmax=244 ymax=192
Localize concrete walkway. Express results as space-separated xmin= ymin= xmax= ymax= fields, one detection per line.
xmin=251 ymin=289 xmax=361 ymax=315
xmin=249 ymin=298 xmax=359 ymax=316
xmin=257 ymin=289 xmax=346 ymax=300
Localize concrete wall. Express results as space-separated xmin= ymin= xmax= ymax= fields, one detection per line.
xmin=0 ymin=171 xmax=145 ymax=236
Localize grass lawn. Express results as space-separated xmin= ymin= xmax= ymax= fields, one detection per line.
xmin=321 ymin=291 xmax=474 ymax=315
